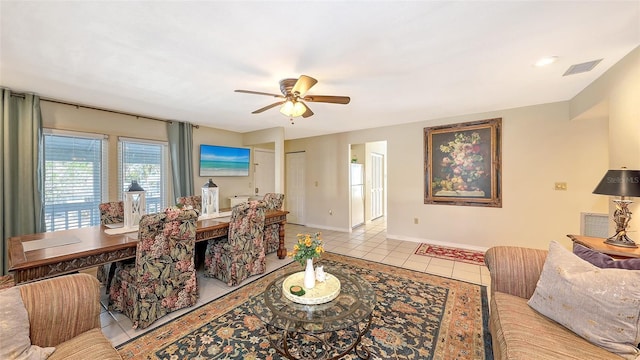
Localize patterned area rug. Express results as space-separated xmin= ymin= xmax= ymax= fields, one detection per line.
xmin=117 ymin=253 xmax=492 ymax=360
xmin=415 ymin=244 xmax=485 ymax=265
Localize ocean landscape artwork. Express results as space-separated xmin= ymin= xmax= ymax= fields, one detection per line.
xmin=199 ymin=145 xmax=250 ymax=177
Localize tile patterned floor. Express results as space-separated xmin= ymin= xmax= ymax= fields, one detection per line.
xmin=99 ymin=217 xmax=491 ymax=347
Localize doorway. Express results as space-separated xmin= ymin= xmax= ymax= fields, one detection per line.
xmin=254 ymin=149 xmax=275 ymax=197
xmin=371 ymin=152 xmax=384 ymax=219
xmin=349 ymin=141 xmax=386 ymax=227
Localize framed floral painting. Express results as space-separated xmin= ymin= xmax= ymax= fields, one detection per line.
xmin=424 ymin=118 xmax=502 ymax=207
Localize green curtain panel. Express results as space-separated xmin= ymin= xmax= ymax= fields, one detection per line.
xmin=1 ymin=89 xmax=45 ymax=275
xmin=167 ymin=121 xmax=194 ymax=200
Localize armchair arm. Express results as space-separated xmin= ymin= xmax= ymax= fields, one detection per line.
xmin=484 ymin=246 xmax=548 ymax=300
xmin=19 ymin=273 xmax=102 ymax=348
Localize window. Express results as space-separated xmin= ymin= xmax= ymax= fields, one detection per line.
xmin=118 ymin=138 xmax=169 ymax=214
xmin=43 ymin=130 xmax=108 ymax=231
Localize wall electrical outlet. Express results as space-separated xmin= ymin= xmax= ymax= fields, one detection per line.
xmin=329 ymin=210 xmax=333 ymax=215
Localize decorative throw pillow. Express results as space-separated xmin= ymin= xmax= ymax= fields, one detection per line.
xmin=573 ymin=242 xmax=640 ymax=270
xmin=0 ymin=287 xmax=56 ymax=360
xmin=528 ymin=241 xmax=640 ymax=359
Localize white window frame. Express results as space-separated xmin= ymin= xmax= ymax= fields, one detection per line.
xmin=43 ymin=129 xmax=109 ymax=231
xmin=117 ymin=136 xmax=169 ymax=214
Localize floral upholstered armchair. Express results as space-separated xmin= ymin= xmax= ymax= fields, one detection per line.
xmin=97 ymin=201 xmax=125 ymax=287
xmin=176 ymin=195 xmax=202 ymax=213
xmin=99 ymin=201 xmax=124 ymax=224
xmin=263 ymin=193 xmax=284 ymax=254
xmin=204 ymin=201 xmax=267 ymax=286
xmin=108 ymin=208 xmax=199 ymax=329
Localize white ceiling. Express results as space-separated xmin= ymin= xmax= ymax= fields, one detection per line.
xmin=1 ymin=1 xmax=638 ymax=140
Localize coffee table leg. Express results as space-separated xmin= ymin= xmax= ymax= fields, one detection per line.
xmin=354 ymin=313 xmax=374 ymax=359
xmin=265 ymin=315 xmax=373 ymax=360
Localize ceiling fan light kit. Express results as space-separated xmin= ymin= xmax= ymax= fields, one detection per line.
xmin=235 ymin=75 xmax=350 ymax=122
xmin=279 ymin=100 xmax=306 ymax=118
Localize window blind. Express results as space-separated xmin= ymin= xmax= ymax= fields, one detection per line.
xmin=118 ymin=139 xmax=168 ymax=214
xmin=43 ymin=132 xmax=107 ymax=231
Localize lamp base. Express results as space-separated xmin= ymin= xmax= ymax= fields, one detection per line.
xmin=604 ymin=231 xmax=638 ymax=248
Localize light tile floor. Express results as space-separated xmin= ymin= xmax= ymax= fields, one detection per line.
xmin=100 ymin=217 xmax=491 ymax=347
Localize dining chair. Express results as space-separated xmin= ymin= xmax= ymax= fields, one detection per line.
xmin=97 ymin=201 xmax=125 ymax=289
xmin=108 ymin=208 xmax=199 ymax=329
xmin=203 ymin=200 xmax=267 ymax=286
xmin=99 ymin=201 xmax=124 ymax=225
xmin=176 ymin=195 xmax=202 ymax=212
xmin=176 ymin=195 xmax=205 ymax=267
xmin=263 ymin=193 xmax=284 ymax=254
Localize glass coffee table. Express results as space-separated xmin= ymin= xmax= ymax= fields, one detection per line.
xmin=249 ymin=267 xmax=377 ymax=360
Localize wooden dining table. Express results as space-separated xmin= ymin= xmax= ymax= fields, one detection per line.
xmin=8 ymin=209 xmax=288 ymax=284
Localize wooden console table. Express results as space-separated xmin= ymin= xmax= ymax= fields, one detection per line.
xmin=9 ymin=209 xmax=288 ymax=284
xmin=567 ymin=234 xmax=640 ymax=259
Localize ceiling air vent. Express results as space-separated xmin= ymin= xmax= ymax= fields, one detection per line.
xmin=563 ymin=59 xmax=603 ymax=76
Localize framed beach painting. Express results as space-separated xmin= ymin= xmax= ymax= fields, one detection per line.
xmin=424 ymin=118 xmax=502 ymax=207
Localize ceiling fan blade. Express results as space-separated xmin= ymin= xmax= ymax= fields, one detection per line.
xmin=252 ymin=101 xmax=285 ymax=114
xmin=301 ymin=102 xmax=314 ymax=118
xmin=235 ymin=89 xmax=285 ymax=98
xmin=302 ymin=95 xmax=351 ymax=104
xmin=291 ymin=75 xmax=318 ymax=96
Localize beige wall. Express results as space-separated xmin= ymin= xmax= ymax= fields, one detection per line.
xmin=286 ymin=133 xmax=352 ymax=231
xmin=193 ymin=126 xmax=256 ymax=207
xmin=571 ymin=45 xmax=640 ymax=238
xmin=242 ymin=127 xmax=285 ymax=194
xmin=288 ymin=102 xmax=610 ymax=250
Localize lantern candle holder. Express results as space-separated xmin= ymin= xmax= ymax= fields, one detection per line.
xmin=201 ymin=178 xmax=219 ymax=219
xmin=124 ymin=180 xmax=146 ymax=230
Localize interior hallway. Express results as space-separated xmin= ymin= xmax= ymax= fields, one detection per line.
xmin=99 ymin=217 xmax=491 ymax=346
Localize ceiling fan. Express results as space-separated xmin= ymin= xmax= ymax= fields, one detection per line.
xmin=235 ymin=75 xmax=350 ymax=121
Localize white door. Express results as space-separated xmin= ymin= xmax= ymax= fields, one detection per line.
xmin=286 ymin=152 xmax=306 ymax=225
xmin=371 ymin=152 xmax=384 ymax=219
xmin=254 ymin=149 xmax=275 ymax=196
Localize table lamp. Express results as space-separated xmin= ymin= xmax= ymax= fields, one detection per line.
xmin=592 ymin=168 xmax=640 ymax=248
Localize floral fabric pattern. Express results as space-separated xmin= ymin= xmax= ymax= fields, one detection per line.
xmin=263 ymin=193 xmax=284 ymax=254
xmin=176 ymin=195 xmax=202 ymax=212
xmin=108 ymin=208 xmax=199 ymax=329
xmin=99 ymin=201 xmax=124 ymax=224
xmin=97 ymin=201 xmax=125 ymax=286
xmin=204 ymin=201 xmax=266 ymax=286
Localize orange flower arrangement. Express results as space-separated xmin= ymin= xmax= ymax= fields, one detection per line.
xmin=288 ymin=232 xmax=324 ymax=267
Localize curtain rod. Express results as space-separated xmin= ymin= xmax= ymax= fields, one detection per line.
xmin=9 ymin=92 xmax=199 ymax=128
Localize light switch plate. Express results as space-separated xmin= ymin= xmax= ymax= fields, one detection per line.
xmin=554 ymin=182 xmax=567 ymax=190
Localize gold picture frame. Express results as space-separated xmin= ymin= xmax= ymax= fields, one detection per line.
xmin=424 ymin=118 xmax=502 ymax=207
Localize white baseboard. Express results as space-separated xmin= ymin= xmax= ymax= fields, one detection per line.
xmin=303 ymin=223 xmax=351 ymax=233
xmin=386 ymin=233 xmax=489 ymax=253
